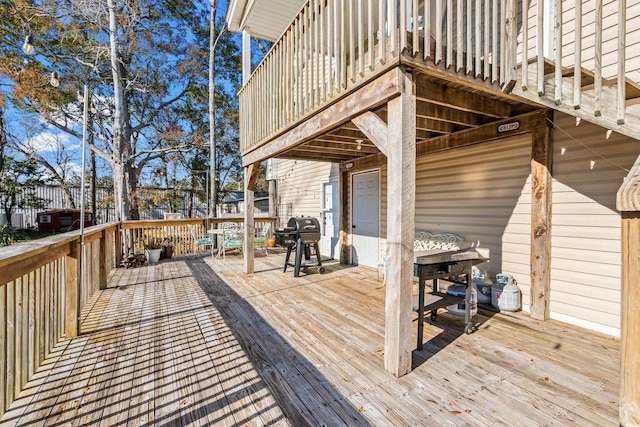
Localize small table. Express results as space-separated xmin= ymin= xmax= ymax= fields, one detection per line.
xmin=207 ymin=228 xmax=224 ymax=258
xmin=414 ymin=249 xmax=487 ymax=350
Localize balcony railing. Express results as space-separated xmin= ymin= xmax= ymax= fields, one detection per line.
xmin=239 ymin=0 xmax=519 ymax=154
xmin=240 ymin=0 xmax=639 ymax=154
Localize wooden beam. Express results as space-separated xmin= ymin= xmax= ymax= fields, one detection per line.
xmin=416 ymin=102 xmax=480 ymax=127
xmin=416 ymin=110 xmax=548 ymax=156
xmin=620 ymin=212 xmax=640 ymax=427
xmin=384 ymin=70 xmax=415 ymax=377
xmin=278 ymin=151 xmax=353 ymax=163
xmin=352 ymin=111 xmax=389 ymax=156
xmin=244 ymin=163 xmax=259 ymax=274
xmin=301 ymin=143 xmax=377 ymax=155
xmin=529 ymin=118 xmax=553 ymax=321
xmin=339 ymin=170 xmax=349 ymax=264
xmin=242 ymin=68 xmax=403 ymax=166
xmin=415 ymin=78 xmax=512 ymax=118
xmin=617 ymin=153 xmax=640 ymax=426
xmin=340 ymin=153 xmax=386 ymax=172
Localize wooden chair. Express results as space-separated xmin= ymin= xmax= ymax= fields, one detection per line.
xmin=188 ymin=225 xmax=213 ymax=256
xmin=220 ymin=222 xmax=244 ymax=260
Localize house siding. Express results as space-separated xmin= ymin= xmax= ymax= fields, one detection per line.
xmin=549 ymin=112 xmax=638 ymax=336
xmin=412 ymin=136 xmax=533 ymax=302
xmin=274 ymin=159 xmax=336 ymax=224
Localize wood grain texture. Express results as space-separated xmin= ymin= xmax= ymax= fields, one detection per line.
xmin=620 ymin=212 xmax=640 ymax=426
xmin=242 ymin=68 xmax=403 ymax=167
xmin=384 ymin=70 xmax=416 ymax=377
xmin=530 ymin=122 xmax=553 ymax=321
xmin=1 ymin=253 xmax=621 ymax=426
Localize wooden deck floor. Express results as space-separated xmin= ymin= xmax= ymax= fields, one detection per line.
xmin=1 ymin=250 xmax=620 ymax=426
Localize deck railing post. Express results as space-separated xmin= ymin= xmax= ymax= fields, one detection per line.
xmin=64 ymin=241 xmax=80 ymax=338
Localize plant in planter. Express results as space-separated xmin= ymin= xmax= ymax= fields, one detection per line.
xmin=138 ymin=236 xmax=164 ymax=264
xmin=161 ymin=238 xmax=174 ymax=259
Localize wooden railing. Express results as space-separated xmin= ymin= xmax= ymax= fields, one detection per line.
xmin=511 ymin=0 xmax=639 ymax=138
xmin=0 ymin=216 xmax=276 ymax=418
xmin=0 ymin=223 xmax=119 ymax=418
xmin=239 ymin=0 xmax=518 ymax=154
xmin=119 ymin=217 xmax=277 ymax=256
xmin=240 ymin=0 xmax=639 ymax=153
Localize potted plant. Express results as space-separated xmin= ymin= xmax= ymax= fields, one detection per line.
xmin=161 ymin=238 xmax=174 ymax=259
xmin=138 ymin=236 xmax=164 ymax=264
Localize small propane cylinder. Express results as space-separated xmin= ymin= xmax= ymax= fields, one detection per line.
xmin=446 ymin=284 xmax=478 ymax=318
xmin=472 ymin=267 xmax=493 ymax=304
xmin=492 ymin=273 xmax=521 ymax=312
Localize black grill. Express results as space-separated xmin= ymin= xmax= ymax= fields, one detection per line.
xmin=274 ymin=217 xmax=324 ymax=277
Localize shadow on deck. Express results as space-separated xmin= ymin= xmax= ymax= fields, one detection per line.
xmin=0 ymin=251 xmax=620 ymax=426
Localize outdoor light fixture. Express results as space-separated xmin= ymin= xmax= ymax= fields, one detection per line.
xmin=356 ymin=139 xmax=363 ymax=150
xmin=50 ymin=71 xmax=60 ymax=87
xmin=22 ymin=34 xmax=34 ymax=54
xmin=77 ymin=89 xmax=84 ymax=102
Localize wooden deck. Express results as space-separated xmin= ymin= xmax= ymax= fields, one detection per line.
xmin=1 ymin=250 xmax=620 ymax=426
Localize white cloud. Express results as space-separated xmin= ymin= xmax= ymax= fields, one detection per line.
xmin=22 ymin=131 xmax=79 ymax=152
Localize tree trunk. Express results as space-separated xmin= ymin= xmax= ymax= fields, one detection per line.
xmin=107 ymin=0 xmax=135 ymax=221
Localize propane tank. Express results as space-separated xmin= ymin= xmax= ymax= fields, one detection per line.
xmin=472 ymin=267 xmax=493 ymax=304
xmin=492 ymin=274 xmax=521 ymax=312
xmin=446 ymin=284 xmax=478 ymax=318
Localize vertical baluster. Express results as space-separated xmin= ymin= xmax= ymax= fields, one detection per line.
xmin=379 ymin=0 xmax=387 ymax=63
xmin=413 ymin=0 xmax=419 ymax=56
xmin=537 ymin=0 xmax=544 ymax=95
xmin=522 ymin=0 xmax=529 ymax=90
xmin=350 ymin=0 xmax=356 ymax=82
xmin=295 ymin=15 xmax=301 ymax=117
xmin=500 ymin=0 xmax=506 ymax=85
xmin=617 ymin=0 xmax=626 ymax=124
xmin=446 ymin=0 xmax=452 ymax=67
xmin=327 ymin=0 xmax=334 ymax=94
xmin=457 ymin=0 xmax=463 ymax=70
xmin=553 ymin=0 xmax=562 ymax=104
xmin=466 ymin=0 xmax=472 ymax=73
xmin=436 ymin=0 xmax=443 ymax=64
xmin=424 ymin=0 xmax=431 ymax=59
xmin=336 ymin=0 xmax=343 ymax=91
xmin=572 ymin=0 xmax=580 ymax=107
xmin=341 ymin=0 xmax=347 ymax=88
xmin=315 ymin=0 xmax=321 ymax=104
xmin=400 ymin=0 xmax=407 ymax=53
xmin=358 ymin=0 xmax=365 ymax=75
xmin=368 ymin=0 xmax=374 ymax=69
xmin=389 ymin=0 xmax=396 ymax=56
xmin=321 ymin=1 xmax=327 ymax=101
xmin=594 ymin=0 xmax=602 ymax=116
xmin=475 ymin=0 xmax=481 ymax=76
xmin=484 ymin=0 xmax=490 ymax=79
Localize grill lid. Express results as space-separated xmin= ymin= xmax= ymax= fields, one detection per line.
xmin=287 ymin=216 xmax=321 ymax=233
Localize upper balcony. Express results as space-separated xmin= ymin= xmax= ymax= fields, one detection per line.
xmin=239 ymin=0 xmax=640 ymax=157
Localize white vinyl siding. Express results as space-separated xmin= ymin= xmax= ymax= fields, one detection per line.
xmin=275 ymin=159 xmax=337 ymax=224
xmin=550 ymin=112 xmax=638 ymax=336
xmin=412 ymin=136 xmax=533 ymax=302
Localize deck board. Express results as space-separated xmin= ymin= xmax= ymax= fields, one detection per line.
xmin=1 ymin=251 xmax=620 ymax=426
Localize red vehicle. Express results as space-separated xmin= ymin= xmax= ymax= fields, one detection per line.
xmin=37 ymin=209 xmax=94 ymax=232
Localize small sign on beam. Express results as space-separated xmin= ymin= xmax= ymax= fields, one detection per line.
xmin=497 ymin=121 xmax=521 ymax=133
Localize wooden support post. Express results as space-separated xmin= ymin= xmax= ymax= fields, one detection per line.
xmin=617 ymin=154 xmax=640 ymax=427
xmin=244 ymin=163 xmax=260 ymax=274
xmin=339 ymin=169 xmax=350 ymax=264
xmin=99 ymin=230 xmax=107 ymax=290
xmin=530 ymin=119 xmax=553 ymax=320
xmin=64 ymin=242 xmax=79 ymax=338
xmin=384 ymin=70 xmax=416 ymax=377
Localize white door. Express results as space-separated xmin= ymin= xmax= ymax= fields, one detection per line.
xmin=352 ymin=171 xmax=379 ymax=267
xmin=320 ymin=179 xmax=340 ymax=259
